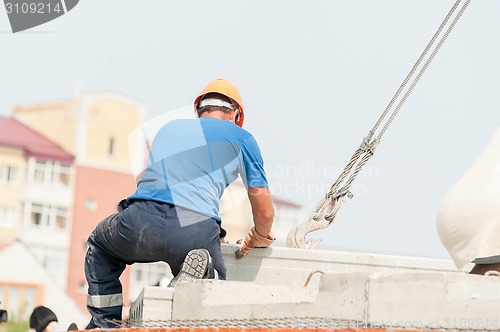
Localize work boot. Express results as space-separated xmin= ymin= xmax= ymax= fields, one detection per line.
xmin=168 ymin=248 xmax=214 ymax=287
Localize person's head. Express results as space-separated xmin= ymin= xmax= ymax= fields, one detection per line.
xmin=29 ymin=306 xmax=58 ymax=332
xmin=194 ymin=78 xmax=244 ymax=127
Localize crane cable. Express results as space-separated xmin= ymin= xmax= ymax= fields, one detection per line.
xmin=313 ymin=0 xmax=471 ymax=223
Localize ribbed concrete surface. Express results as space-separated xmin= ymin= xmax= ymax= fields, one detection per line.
xmin=76 ymin=327 xmax=477 ymax=331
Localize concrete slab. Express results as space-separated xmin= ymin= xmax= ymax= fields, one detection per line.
xmin=130 ymin=247 xmax=497 ymax=330
xmin=129 ymin=286 xmax=174 ymax=323
xmin=312 ymin=273 xmax=369 ymax=322
xmin=172 ymin=279 xmax=318 ymax=321
xmin=367 ymin=272 xmax=500 ymax=330
xmin=222 ymin=244 xmax=459 ymax=288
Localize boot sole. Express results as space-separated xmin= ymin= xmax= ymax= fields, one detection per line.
xmin=169 ymin=249 xmax=210 ymax=286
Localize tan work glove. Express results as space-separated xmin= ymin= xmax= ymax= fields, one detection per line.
xmin=235 ymin=226 xmax=276 ymax=258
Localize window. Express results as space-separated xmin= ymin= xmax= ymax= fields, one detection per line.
xmin=42 ymin=248 xmax=65 ymax=274
xmin=30 ymin=204 xmax=44 ymax=226
xmin=55 ymin=208 xmax=68 ymax=229
xmin=0 ymin=165 xmax=18 ymax=184
xmin=128 ymin=262 xmax=172 ymax=302
xmin=53 ymin=164 xmax=71 ymax=186
xmin=78 ymin=281 xmax=87 ymax=294
xmin=23 ymin=287 xmax=35 ymax=317
xmin=84 ymin=199 xmax=97 ymax=212
xmin=132 ymin=262 xmax=170 ymax=286
xmin=28 ymin=203 xmax=69 ymax=230
xmin=59 ymin=165 xmax=71 ymax=186
xmin=108 ymin=137 xmax=115 ymax=157
xmin=30 ymin=159 xmax=72 ymax=187
xmin=7 ymin=287 xmax=19 ymax=317
xmin=135 ymin=269 xmax=143 ymax=282
xmin=0 ymin=282 xmax=42 ymax=321
xmin=0 ymin=206 xmax=16 ymax=228
xmin=28 ymin=245 xmax=67 ymax=287
xmin=33 ymin=161 xmax=47 ymax=184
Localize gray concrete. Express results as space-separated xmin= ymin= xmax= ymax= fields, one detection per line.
xmin=129 ymin=286 xmax=174 ymax=323
xmin=366 ymin=272 xmax=500 ymax=330
xmin=130 ymin=246 xmax=498 ymax=330
xmin=172 ymin=280 xmax=318 ymax=321
xmin=168 ymin=272 xmax=500 ymax=330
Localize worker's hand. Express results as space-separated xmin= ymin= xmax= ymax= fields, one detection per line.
xmin=235 ymin=226 xmax=276 ymax=258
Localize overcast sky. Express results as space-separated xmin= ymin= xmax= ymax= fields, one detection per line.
xmin=1 ymin=0 xmax=499 ymax=261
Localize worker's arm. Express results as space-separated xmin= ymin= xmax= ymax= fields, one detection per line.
xmin=247 ymin=186 xmax=274 ymax=237
xmin=235 ymin=186 xmax=275 ymax=258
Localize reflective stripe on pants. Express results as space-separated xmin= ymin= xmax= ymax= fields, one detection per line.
xmin=84 ymin=200 xmax=226 ymax=329
xmin=87 ymin=293 xmax=123 ymax=308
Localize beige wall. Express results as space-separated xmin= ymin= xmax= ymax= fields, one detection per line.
xmin=12 ymin=100 xmax=78 ymax=155
xmin=85 ymin=97 xmax=142 ymax=170
xmin=0 ymin=146 xmax=24 ymax=204
xmin=12 ymin=94 xmax=144 ymax=172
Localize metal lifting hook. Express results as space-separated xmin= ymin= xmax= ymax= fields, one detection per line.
xmin=285 ymin=0 xmax=470 ymax=251
xmin=286 ymin=194 xmax=347 ymax=249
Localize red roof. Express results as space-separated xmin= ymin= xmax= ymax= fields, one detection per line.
xmin=0 ymin=116 xmax=74 ymax=163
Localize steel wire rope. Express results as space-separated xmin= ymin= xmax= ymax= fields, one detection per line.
xmin=314 ymin=0 xmax=471 ymax=223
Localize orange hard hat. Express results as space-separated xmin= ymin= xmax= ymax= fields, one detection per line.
xmin=194 ymin=78 xmax=245 ymax=127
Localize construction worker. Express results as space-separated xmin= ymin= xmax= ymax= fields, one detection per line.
xmin=84 ymin=78 xmax=275 ymax=329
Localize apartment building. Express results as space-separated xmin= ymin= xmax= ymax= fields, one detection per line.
xmin=12 ymin=93 xmax=146 ymax=314
xmin=0 ymin=116 xmax=75 ymax=289
xmin=0 ymin=115 xmax=88 ymax=322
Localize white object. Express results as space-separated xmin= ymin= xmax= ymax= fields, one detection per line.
xmin=437 ymin=128 xmax=500 ymax=269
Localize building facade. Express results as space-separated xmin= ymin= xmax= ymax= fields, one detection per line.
xmin=0 ymin=116 xmax=75 ymax=289
xmin=12 ymin=93 xmax=146 ymax=314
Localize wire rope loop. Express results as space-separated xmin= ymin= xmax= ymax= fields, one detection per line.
xmin=287 ymin=0 xmax=471 ymax=249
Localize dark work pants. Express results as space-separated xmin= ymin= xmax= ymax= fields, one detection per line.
xmin=85 ymin=200 xmax=226 ymax=329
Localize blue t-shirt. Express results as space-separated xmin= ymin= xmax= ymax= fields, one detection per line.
xmin=127 ymin=117 xmax=268 ymax=221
